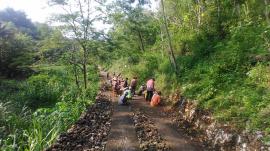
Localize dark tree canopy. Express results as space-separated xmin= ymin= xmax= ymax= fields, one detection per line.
xmin=0 ymin=8 xmax=38 ymax=38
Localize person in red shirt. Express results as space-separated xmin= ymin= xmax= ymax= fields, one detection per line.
xmin=146 ymin=78 xmax=155 ymax=101
xmin=150 ymin=91 xmax=161 ymax=107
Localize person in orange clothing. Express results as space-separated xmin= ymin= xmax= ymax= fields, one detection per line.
xmin=150 ymin=91 xmax=161 ymax=107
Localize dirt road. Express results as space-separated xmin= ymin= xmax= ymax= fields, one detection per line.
xmin=105 ymin=100 xmax=139 ymax=151
xmin=47 ymin=71 xmax=206 ymax=151
xmin=131 ymin=96 xmax=203 ymax=151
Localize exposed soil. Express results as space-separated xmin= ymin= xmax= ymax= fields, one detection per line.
xmin=46 ymin=71 xmax=270 ymax=151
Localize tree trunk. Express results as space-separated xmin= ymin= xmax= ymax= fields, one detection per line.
xmin=73 ymin=65 xmax=80 ymax=88
xmin=216 ymin=0 xmax=224 ymax=39
xmin=197 ymin=0 xmax=201 ymax=27
xmin=83 ymin=63 xmax=87 ymax=89
xmin=236 ymin=2 xmax=241 ymax=17
xmin=265 ymin=0 xmax=270 ymax=24
xmin=217 ymin=0 xmax=220 ymax=20
xmin=82 ymin=45 xmax=88 ymax=89
xmin=161 ymin=0 xmax=179 ymax=75
xmin=138 ymin=30 xmax=145 ymax=51
xmin=71 ymin=51 xmax=80 ymax=89
xmin=160 ymin=25 xmax=165 ymax=58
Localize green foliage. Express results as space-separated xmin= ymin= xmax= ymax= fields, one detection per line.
xmin=0 ymin=65 xmax=99 ymax=150
xmin=106 ymin=0 xmax=270 ymax=140
xmin=38 ymin=29 xmax=72 ymax=63
xmin=22 ymin=71 xmax=67 ymax=109
xmin=0 ymin=8 xmax=37 ymax=38
xmin=0 ymin=22 xmax=35 ymax=77
xmin=1 ymin=0 xmax=270 ymax=148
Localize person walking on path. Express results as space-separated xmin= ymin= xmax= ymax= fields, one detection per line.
xmin=146 ymin=78 xmax=155 ymax=101
xmin=130 ymin=77 xmax=137 ymax=95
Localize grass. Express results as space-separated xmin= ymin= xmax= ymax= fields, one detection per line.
xmin=0 ymin=64 xmax=99 ymax=151
xmin=108 ymin=22 xmax=270 ymax=139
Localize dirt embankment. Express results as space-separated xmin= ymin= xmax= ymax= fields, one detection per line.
xmin=168 ymin=93 xmax=270 ymax=151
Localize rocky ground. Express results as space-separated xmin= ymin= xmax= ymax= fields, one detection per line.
xmin=45 ymin=71 xmax=270 ymax=151
xmin=167 ymin=95 xmax=270 ymax=151
xmin=133 ymin=111 xmax=170 ymax=151
xmin=46 ymin=95 xmax=112 ymax=151
xmin=46 ymin=72 xmax=206 ymax=151
xmin=167 ymin=108 xmax=215 ymax=150
xmin=131 ymin=97 xmax=204 ymax=151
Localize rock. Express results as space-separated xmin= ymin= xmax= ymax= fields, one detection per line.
xmin=133 ymin=111 xmax=170 ymax=151
xmin=170 ymin=98 xmax=270 ymax=151
xmin=46 ymin=95 xmax=112 ymax=151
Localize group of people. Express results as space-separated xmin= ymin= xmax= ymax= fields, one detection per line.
xmin=108 ymin=72 xmax=161 ymax=107
xmin=109 ymin=73 xmax=137 ymax=105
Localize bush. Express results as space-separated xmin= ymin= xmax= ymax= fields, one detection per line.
xmin=0 ymin=65 xmax=99 ymax=151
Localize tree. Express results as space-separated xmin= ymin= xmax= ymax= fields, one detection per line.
xmin=0 ymin=22 xmax=35 ymax=77
xmin=107 ymin=0 xmax=159 ymax=53
xmin=38 ymin=29 xmax=71 ymax=63
xmin=49 ymin=0 xmax=103 ymax=89
xmin=0 ymin=8 xmax=38 ymax=38
xmin=160 ymin=0 xmax=179 ymax=75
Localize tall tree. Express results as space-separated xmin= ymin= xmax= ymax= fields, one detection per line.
xmin=49 ymin=0 xmax=102 ymax=89
xmin=107 ymin=0 xmax=159 ymax=53
xmin=0 ymin=8 xmax=38 ymax=38
xmin=265 ymin=0 xmax=270 ymax=24
xmin=160 ymin=0 xmax=179 ymax=74
xmin=0 ymin=22 xmax=35 ymax=77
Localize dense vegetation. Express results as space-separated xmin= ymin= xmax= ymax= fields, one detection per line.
xmin=105 ymin=0 xmax=270 ymax=142
xmin=0 ymin=7 xmax=99 ymax=150
xmin=1 ymin=0 xmax=270 ymax=150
